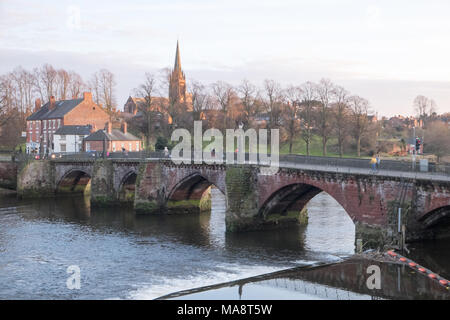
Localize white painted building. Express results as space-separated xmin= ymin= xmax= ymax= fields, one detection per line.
xmin=53 ymin=125 xmax=92 ymax=153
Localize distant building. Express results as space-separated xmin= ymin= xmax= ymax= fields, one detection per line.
xmin=53 ymin=125 xmax=93 ymax=153
xmin=169 ymin=41 xmax=192 ymax=108
xmin=121 ymin=41 xmax=192 ymax=124
xmin=26 ymin=92 xmax=109 ymax=154
xmin=123 ymin=97 xmax=145 ymax=115
xmin=83 ymin=122 xmax=141 ymax=153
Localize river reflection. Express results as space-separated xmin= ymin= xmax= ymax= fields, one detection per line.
xmin=0 ymin=189 xmax=447 ymax=299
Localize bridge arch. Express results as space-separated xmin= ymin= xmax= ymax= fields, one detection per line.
xmin=166 ymin=172 xmax=224 ymax=214
xmin=258 ymin=182 xmax=355 ymax=223
xmin=419 ymin=205 xmax=450 ymax=239
xmin=118 ymin=170 xmax=138 ymax=202
xmin=56 ymin=168 xmax=92 ymax=194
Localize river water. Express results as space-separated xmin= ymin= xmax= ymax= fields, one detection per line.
xmin=0 ymin=189 xmax=448 ymax=299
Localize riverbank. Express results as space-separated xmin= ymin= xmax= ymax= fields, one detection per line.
xmin=158 ymin=252 xmax=450 ymax=300
xmin=0 ymin=187 xmax=16 ymax=196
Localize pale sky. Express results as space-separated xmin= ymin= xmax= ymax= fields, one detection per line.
xmin=1 ymin=0 xmax=450 ymax=116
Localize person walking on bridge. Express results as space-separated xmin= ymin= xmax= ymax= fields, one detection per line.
xmin=370 ymin=155 xmax=377 ymax=173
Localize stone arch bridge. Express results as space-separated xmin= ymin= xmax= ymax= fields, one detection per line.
xmin=15 ymin=156 xmax=450 ymax=248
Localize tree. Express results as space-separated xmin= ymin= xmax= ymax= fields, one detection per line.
xmin=189 ymin=80 xmax=211 ymax=122
xmin=284 ymin=85 xmax=302 ymax=153
xmin=237 ymin=79 xmax=260 ymax=127
xmin=134 ymin=72 xmax=159 ymax=149
xmin=89 ymin=69 xmax=117 ymax=121
xmin=211 ymin=81 xmax=235 ymax=131
xmin=413 ymin=95 xmax=436 ymax=124
xmin=34 ymin=64 xmax=57 ymax=102
xmin=348 ymin=95 xmax=370 ymax=157
xmin=262 ymin=79 xmax=284 ymax=131
xmin=68 ymin=71 xmax=86 ymax=99
xmin=298 ymin=81 xmax=317 ymax=156
xmin=424 ymin=121 xmax=450 ymax=162
xmin=316 ymin=79 xmax=334 ymax=156
xmin=55 ymin=69 xmax=70 ymax=100
xmin=333 ymin=85 xmax=350 ymax=157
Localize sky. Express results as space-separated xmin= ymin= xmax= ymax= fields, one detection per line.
xmin=1 ymin=0 xmax=450 ymax=116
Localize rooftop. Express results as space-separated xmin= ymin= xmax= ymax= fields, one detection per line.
xmin=27 ymin=98 xmax=83 ymax=121
xmin=55 ymin=125 xmax=92 ymax=136
xmin=84 ymin=129 xmax=140 ymax=142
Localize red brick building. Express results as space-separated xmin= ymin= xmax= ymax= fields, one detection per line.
xmin=83 ymin=122 xmax=141 ymax=153
xmin=26 ymin=92 xmax=109 ymax=154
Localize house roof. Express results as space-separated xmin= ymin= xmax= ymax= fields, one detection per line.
xmin=84 ymin=129 xmax=140 ymax=142
xmin=55 ymin=125 xmax=92 ymax=136
xmin=27 ymin=98 xmax=84 ymax=121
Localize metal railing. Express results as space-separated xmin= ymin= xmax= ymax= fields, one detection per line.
xmin=9 ymin=151 xmax=450 ymax=176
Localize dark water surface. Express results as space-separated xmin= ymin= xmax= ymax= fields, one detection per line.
xmin=0 ymin=189 xmax=448 ymax=299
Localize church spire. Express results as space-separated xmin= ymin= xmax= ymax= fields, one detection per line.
xmin=174 ymin=40 xmax=181 ymax=71
xmin=169 ymin=40 xmax=187 ymax=105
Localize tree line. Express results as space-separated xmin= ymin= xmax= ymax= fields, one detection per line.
xmin=135 ymin=73 xmax=377 ymax=157
xmin=0 ymin=64 xmax=118 ymax=148
xmin=1 ymin=64 xmax=449 ymax=161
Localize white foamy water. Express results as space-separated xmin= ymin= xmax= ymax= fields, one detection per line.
xmin=127 ymin=264 xmax=286 ymax=300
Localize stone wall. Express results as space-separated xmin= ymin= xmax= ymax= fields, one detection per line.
xmin=17 ymin=160 xmax=55 ymax=198
xmin=0 ymin=160 xmax=17 ymax=189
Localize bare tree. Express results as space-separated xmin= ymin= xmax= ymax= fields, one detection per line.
xmin=35 ymin=64 xmax=57 ymax=102
xmin=349 ymin=95 xmax=370 ymax=157
xmin=299 ymin=81 xmax=317 ymax=156
xmin=333 ymin=85 xmax=350 ymax=157
xmin=316 ymin=78 xmax=335 ymax=156
xmin=88 ymin=72 xmax=101 ymax=105
xmin=262 ymin=79 xmax=284 ymax=131
xmin=68 ymin=71 xmax=85 ymax=99
xmin=211 ymin=81 xmax=234 ymax=131
xmin=90 ymin=69 xmax=117 ymax=120
xmin=55 ymin=69 xmax=71 ymax=100
xmin=413 ymin=95 xmax=436 ymax=124
xmin=189 ymin=80 xmax=211 ymax=122
xmin=134 ymin=72 xmax=159 ymax=149
xmin=284 ymin=85 xmax=303 ymax=153
xmin=236 ymin=79 xmax=260 ymax=127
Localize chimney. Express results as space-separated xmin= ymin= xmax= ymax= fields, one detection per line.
xmin=83 ymin=92 xmax=92 ymax=101
xmin=122 ymin=122 xmax=128 ymax=134
xmin=105 ymin=122 xmax=112 ymax=134
xmin=49 ymin=96 xmax=56 ymax=110
xmin=91 ymin=124 xmax=97 ymax=133
xmin=34 ymin=98 xmax=41 ymax=111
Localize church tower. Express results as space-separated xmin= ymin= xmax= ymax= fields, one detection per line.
xmin=169 ymin=41 xmax=187 ymax=105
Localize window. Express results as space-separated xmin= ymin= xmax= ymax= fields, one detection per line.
xmin=129 ymin=143 xmax=132 ymax=151
xmin=112 ymin=142 xmax=116 ymax=152
xmin=79 ymin=135 xmax=84 ymax=141
xmin=86 ymin=142 xmax=90 ymax=151
xmin=60 ymin=144 xmax=66 ymax=152
xmin=60 ymin=135 xmax=66 ymax=141
xmin=57 ymin=119 xmax=61 ymax=127
xmin=44 ymin=120 xmax=46 ymax=129
xmin=136 ymin=142 xmax=139 ymax=151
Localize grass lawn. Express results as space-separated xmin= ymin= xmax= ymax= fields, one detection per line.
xmin=199 ymin=134 xmax=367 ymax=159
